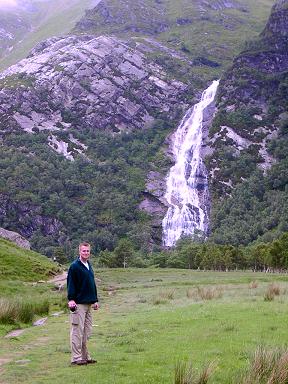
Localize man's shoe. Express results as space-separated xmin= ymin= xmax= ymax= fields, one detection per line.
xmin=71 ymin=360 xmax=87 ymax=366
xmin=86 ymin=359 xmax=97 ymax=364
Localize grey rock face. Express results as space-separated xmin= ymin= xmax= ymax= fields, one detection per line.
xmin=0 ymin=194 xmax=64 ymax=241
xmin=139 ymin=170 xmax=168 ymax=245
xmin=0 ymin=35 xmax=187 ymax=159
xmin=262 ymin=0 xmax=288 ymax=36
xmin=0 ymin=227 xmax=31 ymax=249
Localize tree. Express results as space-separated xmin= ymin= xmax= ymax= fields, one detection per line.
xmin=114 ymin=239 xmax=134 ymax=268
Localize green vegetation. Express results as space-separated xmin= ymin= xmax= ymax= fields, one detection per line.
xmin=0 ymin=239 xmax=64 ymax=334
xmin=1 ymin=269 xmax=288 ymax=383
xmin=135 ymin=232 xmax=288 ymax=272
xmin=74 ymin=0 xmax=274 ymax=83
xmin=0 ymin=298 xmax=49 ymax=325
xmin=0 ymin=73 xmax=35 ymax=89
xmin=207 ymin=1 xmax=288 ymax=245
xmin=0 ymin=120 xmax=173 ymax=258
xmin=0 ymin=238 xmax=60 ymax=281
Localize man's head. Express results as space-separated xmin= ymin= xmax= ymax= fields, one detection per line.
xmin=79 ymin=242 xmax=91 ymax=262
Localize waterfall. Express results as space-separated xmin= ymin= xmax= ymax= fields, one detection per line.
xmin=162 ymin=80 xmax=219 ymax=247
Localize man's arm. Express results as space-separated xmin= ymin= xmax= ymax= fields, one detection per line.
xmin=67 ymin=265 xmax=77 ymax=309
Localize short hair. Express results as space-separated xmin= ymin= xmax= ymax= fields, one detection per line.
xmin=79 ymin=242 xmax=91 ymax=250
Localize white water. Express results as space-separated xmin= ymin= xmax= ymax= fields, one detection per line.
xmin=162 ymin=80 xmax=219 ymax=247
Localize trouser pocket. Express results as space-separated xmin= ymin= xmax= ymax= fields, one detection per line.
xmin=71 ymin=313 xmax=79 ymax=325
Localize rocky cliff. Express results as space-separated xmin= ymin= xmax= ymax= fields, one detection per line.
xmin=206 ymin=0 xmax=288 ymax=244
xmin=0 ymin=34 xmax=188 ymax=159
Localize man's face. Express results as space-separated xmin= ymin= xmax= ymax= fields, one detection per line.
xmin=79 ymin=245 xmax=90 ymax=262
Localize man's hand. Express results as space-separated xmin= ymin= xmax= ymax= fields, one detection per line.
xmin=68 ymin=300 xmax=77 ymax=310
xmin=92 ymin=302 xmax=99 ymax=310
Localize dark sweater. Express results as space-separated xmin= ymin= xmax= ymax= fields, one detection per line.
xmin=67 ymin=258 xmax=98 ymax=304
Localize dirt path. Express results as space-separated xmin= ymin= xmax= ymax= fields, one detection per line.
xmin=48 ymin=271 xmax=67 ymax=284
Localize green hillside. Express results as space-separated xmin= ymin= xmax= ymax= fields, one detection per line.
xmin=0 ymin=0 xmax=97 ymax=71
xmin=74 ymin=0 xmax=274 ymax=83
xmin=207 ymin=0 xmax=288 ymax=245
xmin=0 ymin=238 xmax=60 ymax=281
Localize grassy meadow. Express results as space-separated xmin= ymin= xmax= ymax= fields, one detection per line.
xmin=1 ymin=268 xmax=288 ymax=383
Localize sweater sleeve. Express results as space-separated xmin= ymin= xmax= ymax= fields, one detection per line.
xmin=95 ymin=282 xmax=98 ymax=303
xmin=90 ymin=265 xmax=98 ymax=303
xmin=67 ymin=265 xmax=77 ymax=301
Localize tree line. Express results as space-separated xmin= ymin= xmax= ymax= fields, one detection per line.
xmin=94 ymin=232 xmax=288 ymax=271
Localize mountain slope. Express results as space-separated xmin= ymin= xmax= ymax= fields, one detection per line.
xmin=74 ymin=0 xmax=274 ymax=83
xmin=206 ymin=0 xmax=288 ymax=245
xmin=0 ymin=33 xmax=189 ymax=253
xmin=0 ymin=0 xmax=98 ymax=71
xmin=0 ymin=0 xmax=283 ymax=256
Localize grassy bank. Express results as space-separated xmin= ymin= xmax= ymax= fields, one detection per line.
xmin=0 ymin=238 xmax=63 ymax=334
xmin=0 ymin=238 xmax=60 ymax=282
xmin=1 ymin=269 xmax=288 ymax=383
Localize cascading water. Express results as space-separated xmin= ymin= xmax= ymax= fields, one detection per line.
xmin=162 ymin=80 xmax=219 ymax=247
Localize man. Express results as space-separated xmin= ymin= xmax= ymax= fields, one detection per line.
xmin=67 ymin=242 xmax=99 ymax=366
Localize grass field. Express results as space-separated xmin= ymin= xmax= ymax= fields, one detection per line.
xmin=1 ymin=268 xmax=288 ymax=383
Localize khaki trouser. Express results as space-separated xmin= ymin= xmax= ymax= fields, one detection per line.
xmin=70 ymin=304 xmax=92 ymax=363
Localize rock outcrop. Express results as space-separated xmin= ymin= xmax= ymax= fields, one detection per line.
xmin=0 ymin=227 xmax=31 ymax=249
xmin=0 ymin=194 xmax=64 ymax=242
xmin=139 ymin=171 xmax=168 ymax=243
xmin=75 ymin=0 xmax=169 ymax=35
xmin=0 ymin=35 xmax=188 ymax=160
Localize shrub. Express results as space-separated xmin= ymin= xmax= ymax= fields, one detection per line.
xmin=0 ymin=298 xmax=50 ymax=324
xmin=174 ymin=360 xmax=215 ymax=384
xmin=268 ymin=283 xmax=281 ymax=296
xmin=239 ymin=346 xmax=288 ymax=384
xmin=264 ymin=283 xmax=281 ymax=301
xmin=152 ymin=289 xmax=175 ymax=305
xmin=249 ymin=281 xmax=258 ymax=289
xmin=196 ymin=286 xmax=223 ymax=301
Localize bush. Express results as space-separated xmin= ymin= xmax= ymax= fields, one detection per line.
xmin=239 ymin=346 xmax=288 ymax=384
xmin=0 ymin=298 xmax=50 ymax=325
xmin=264 ymin=283 xmax=281 ymax=301
xmin=174 ymin=360 xmax=215 ymax=384
xmin=196 ymin=286 xmax=223 ymax=301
